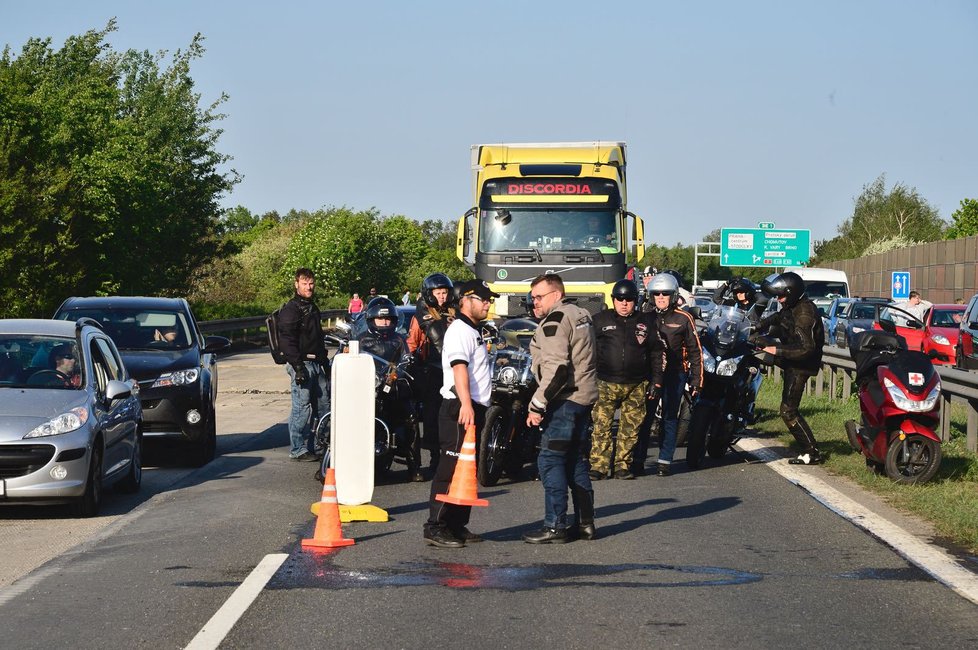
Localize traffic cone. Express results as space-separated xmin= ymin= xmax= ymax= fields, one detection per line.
xmin=436 ymin=424 xmax=489 ymax=507
xmin=302 ymin=468 xmax=355 ymax=549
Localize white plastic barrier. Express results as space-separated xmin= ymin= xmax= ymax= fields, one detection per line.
xmin=330 ymin=340 xmax=376 ymax=505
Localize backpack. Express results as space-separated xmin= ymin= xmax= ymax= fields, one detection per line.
xmin=266 ymin=306 xmax=288 ymax=365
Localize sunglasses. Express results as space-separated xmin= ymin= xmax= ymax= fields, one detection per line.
xmin=57 ymin=354 xmax=75 ymax=360
xmin=650 ymin=291 xmax=672 ymax=297
xmin=468 ymin=295 xmax=494 ymax=304
xmin=613 ymin=296 xmax=635 ymax=302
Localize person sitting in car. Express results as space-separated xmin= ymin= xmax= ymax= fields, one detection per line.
xmin=49 ymin=343 xmax=81 ymax=387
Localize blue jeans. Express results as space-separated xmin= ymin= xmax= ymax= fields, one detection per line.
xmin=536 ymin=400 xmax=593 ymax=529
xmin=287 ymin=361 xmax=330 ymax=457
xmin=658 ymin=370 xmax=688 ymax=465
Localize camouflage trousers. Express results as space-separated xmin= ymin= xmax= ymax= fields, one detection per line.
xmin=589 ymin=379 xmax=648 ymax=474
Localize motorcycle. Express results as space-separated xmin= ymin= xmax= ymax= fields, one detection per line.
xmin=314 ymin=333 xmax=422 ymax=482
xmin=477 ymin=318 xmax=539 ymax=486
xmin=686 ymin=305 xmax=763 ymax=469
xmin=844 ymin=323 xmax=943 ymax=484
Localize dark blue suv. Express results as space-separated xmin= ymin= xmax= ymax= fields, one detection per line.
xmin=54 ymin=297 xmax=230 ymax=466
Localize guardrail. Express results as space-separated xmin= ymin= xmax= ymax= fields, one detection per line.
xmin=770 ymin=346 xmax=978 ymax=453
xmin=198 ymin=309 xmax=349 ymax=341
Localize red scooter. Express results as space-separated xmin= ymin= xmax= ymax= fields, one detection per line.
xmin=844 ymin=323 xmax=943 ymax=484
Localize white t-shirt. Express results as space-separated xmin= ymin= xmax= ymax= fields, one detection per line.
xmin=440 ymin=316 xmax=492 ymax=406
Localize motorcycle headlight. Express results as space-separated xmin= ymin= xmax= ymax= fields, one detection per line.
xmin=883 ymin=377 xmax=940 ymax=413
xmin=498 ymin=366 xmax=519 ymax=385
xmin=152 ymin=368 xmax=200 ymax=388
xmin=702 ymin=350 xmax=716 ymax=374
xmin=716 ymin=356 xmax=743 ymax=377
xmin=930 ymin=335 xmax=950 ymax=346
xmin=24 ymin=407 xmax=89 ymax=438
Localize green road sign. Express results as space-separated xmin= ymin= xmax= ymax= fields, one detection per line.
xmin=758 ymin=221 xmax=775 ymax=229
xmin=720 ymin=228 xmax=811 ymax=267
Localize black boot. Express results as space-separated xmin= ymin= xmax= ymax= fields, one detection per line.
xmin=571 ymin=484 xmax=596 ymax=541
xmin=787 ymin=417 xmax=822 ymax=465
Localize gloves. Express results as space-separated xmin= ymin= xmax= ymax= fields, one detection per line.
xmin=292 ymin=363 xmax=309 ymax=386
xmin=689 ymin=386 xmax=700 ymax=401
xmin=646 ymin=384 xmax=661 ymax=403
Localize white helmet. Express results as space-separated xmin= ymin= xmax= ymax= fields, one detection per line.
xmin=648 ymin=273 xmax=679 ymax=306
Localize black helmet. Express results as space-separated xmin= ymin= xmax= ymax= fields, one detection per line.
xmin=729 ymin=277 xmax=756 ymax=303
xmin=611 ymin=279 xmax=640 ymax=306
xmin=421 ymin=273 xmax=453 ymax=308
xmin=761 ymin=271 xmax=805 ymax=308
xmin=364 ymin=297 xmax=398 ymax=335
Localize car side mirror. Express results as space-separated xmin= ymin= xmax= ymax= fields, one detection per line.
xmin=203 ymin=336 xmax=231 ymax=353
xmin=908 ymin=321 xmax=923 ymax=330
xmin=105 ymin=379 xmax=132 ymax=402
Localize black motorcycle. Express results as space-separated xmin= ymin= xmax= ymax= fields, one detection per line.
xmin=314 ymin=333 xmax=421 ymax=482
xmin=686 ymin=305 xmax=762 ymax=468
xmin=477 ymin=318 xmax=539 ymax=486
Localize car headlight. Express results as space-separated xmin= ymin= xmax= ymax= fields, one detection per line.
xmin=883 ymin=378 xmax=940 ymax=413
xmin=930 ymin=335 xmax=950 ymax=346
xmin=851 ymin=326 xmax=866 ymax=334
xmin=716 ymin=356 xmax=743 ymax=377
xmin=24 ymin=407 xmax=89 ymax=438
xmin=702 ymin=350 xmax=716 ymax=374
xmin=152 ymin=368 xmax=200 ymax=388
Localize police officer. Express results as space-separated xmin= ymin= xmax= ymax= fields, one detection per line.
xmin=423 ymin=279 xmax=496 ymax=548
xmin=523 ymin=273 xmax=598 ymax=543
xmin=589 ymin=280 xmax=665 ymax=480
xmin=279 ymin=267 xmax=330 ymax=461
xmin=644 ymin=272 xmax=702 ymax=476
xmin=407 ymin=273 xmax=455 ymax=472
xmin=758 ymin=271 xmax=826 ymax=465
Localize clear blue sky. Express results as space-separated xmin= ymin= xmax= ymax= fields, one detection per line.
xmin=3 ymin=1 xmax=977 ymax=246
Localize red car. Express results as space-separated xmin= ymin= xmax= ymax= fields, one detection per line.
xmin=876 ymin=304 xmax=964 ymax=365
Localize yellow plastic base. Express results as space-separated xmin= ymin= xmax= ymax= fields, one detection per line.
xmin=311 ymin=502 xmax=389 ymax=522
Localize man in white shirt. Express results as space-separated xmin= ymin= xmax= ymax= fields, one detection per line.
xmin=891 ymin=291 xmax=932 ymax=322
xmin=423 ymin=279 xmax=497 ymax=548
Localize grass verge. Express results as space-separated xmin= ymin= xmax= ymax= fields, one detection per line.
xmin=753 ymin=377 xmax=978 ymax=554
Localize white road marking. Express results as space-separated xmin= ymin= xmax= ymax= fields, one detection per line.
xmin=737 ymin=438 xmax=978 ymax=606
xmin=184 ymin=553 xmax=288 ymax=650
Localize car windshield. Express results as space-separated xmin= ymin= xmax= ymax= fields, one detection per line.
xmin=833 ymin=302 xmax=849 ymax=316
xmin=0 ymin=335 xmax=83 ymax=389
xmin=930 ymin=308 xmax=964 ymax=327
xmin=851 ymin=304 xmax=877 ymax=319
xmin=58 ymin=308 xmax=194 ymax=350
xmin=479 ymin=208 xmax=620 ymax=254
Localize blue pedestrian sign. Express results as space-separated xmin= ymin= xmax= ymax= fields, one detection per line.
xmin=891 ymin=271 xmax=911 ymax=301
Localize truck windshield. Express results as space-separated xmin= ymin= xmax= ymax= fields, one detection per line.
xmin=479 ymin=208 xmax=619 ymax=254
xmin=804 ymin=281 xmax=848 ymax=299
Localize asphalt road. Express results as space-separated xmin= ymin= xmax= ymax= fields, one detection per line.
xmin=1 ymin=351 xmax=977 ymax=649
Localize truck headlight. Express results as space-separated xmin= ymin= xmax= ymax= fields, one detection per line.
xmin=24 ymin=407 xmax=89 ymax=438
xmin=153 ymin=368 xmax=200 ymax=388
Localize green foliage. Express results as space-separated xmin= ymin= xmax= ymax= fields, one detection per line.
xmin=862 ymin=235 xmax=923 ymax=256
xmin=0 ymin=22 xmax=237 ymax=317
xmin=813 ymin=175 xmax=945 ymax=263
xmin=945 ymin=198 xmax=978 ymax=239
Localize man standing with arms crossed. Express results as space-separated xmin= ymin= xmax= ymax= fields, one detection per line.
xmin=279 ymin=268 xmax=330 ymax=461
xmin=423 ymin=279 xmax=496 ymax=548
xmin=523 ymin=273 xmax=598 ymax=544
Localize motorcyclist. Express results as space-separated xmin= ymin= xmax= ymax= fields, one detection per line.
xmin=356 ymin=296 xmax=422 ymax=480
xmin=406 ymin=273 xmax=455 ymax=473
xmin=713 ymin=276 xmax=765 ymax=326
xmin=756 ymin=271 xmax=825 ymax=465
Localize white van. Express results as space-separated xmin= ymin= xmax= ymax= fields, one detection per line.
xmin=786 ymin=267 xmax=850 ymax=307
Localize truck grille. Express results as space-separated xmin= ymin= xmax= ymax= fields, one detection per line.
xmin=566 ymin=294 xmax=607 ymax=315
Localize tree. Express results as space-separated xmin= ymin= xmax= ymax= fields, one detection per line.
xmin=0 ymin=22 xmax=237 ymax=317
xmin=813 ymin=175 xmax=945 ymax=263
xmin=946 ymin=198 xmax=978 ymax=239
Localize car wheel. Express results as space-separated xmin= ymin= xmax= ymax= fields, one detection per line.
xmin=118 ymin=429 xmax=143 ymax=493
xmin=191 ymin=407 xmax=217 ymax=467
xmin=73 ymin=443 xmax=103 ymax=518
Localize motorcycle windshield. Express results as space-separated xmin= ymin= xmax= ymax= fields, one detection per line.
xmin=706 ymin=305 xmax=751 ymax=352
xmin=498 ymin=318 xmax=537 ymax=352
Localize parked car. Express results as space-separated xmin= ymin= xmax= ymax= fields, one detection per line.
xmin=822 ymin=297 xmax=853 ymax=345
xmin=53 ymin=297 xmax=230 ymax=466
xmin=833 ymin=298 xmax=891 ymax=348
xmin=0 ymin=318 xmax=142 ymax=516
xmin=917 ymin=304 xmax=965 ymax=366
xmin=956 ymin=294 xmax=978 ymax=370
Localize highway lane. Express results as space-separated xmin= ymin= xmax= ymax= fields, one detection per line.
xmin=1 ymin=352 xmax=977 ymax=648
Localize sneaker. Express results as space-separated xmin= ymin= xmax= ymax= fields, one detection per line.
xmin=424 ymin=528 xmax=465 ymax=549
xmin=290 ymin=451 xmax=320 ymax=462
xmin=588 ymin=470 xmax=606 ymax=481
xmin=788 ymin=452 xmax=824 ymax=465
xmin=613 ymin=469 xmax=634 ymax=480
xmin=451 ymin=527 xmax=484 ymax=543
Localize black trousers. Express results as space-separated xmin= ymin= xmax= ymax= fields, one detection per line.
xmin=425 ymin=398 xmax=487 ymax=534
xmin=420 ymin=366 xmax=444 ymax=461
xmin=781 ymin=367 xmax=819 ymax=453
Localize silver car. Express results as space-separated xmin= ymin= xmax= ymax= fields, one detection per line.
xmin=0 ymin=319 xmax=142 ymax=516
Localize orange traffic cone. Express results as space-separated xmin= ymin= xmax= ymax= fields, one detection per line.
xmin=302 ymin=468 xmax=355 ymax=549
xmin=436 ymin=424 xmax=489 ymax=507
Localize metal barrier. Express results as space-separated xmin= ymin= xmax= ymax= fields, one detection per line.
xmin=198 ymin=309 xmax=349 ymax=343
xmin=770 ymin=346 xmax=978 ymax=453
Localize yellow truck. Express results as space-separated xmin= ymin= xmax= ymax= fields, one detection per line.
xmin=456 ymin=142 xmax=646 ymax=316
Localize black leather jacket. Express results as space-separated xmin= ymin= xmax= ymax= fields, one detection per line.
xmin=278 ymin=294 xmax=328 ymax=367
xmin=592 ymin=309 xmax=665 ymax=385
xmin=758 ymin=297 xmax=824 ymax=375
xmin=650 ymin=306 xmax=703 ymax=390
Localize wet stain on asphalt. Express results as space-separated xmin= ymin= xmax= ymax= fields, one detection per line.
xmin=835 ymin=567 xmax=930 ymax=581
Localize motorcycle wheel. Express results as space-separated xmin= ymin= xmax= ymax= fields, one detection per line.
xmin=884 ymin=434 xmax=942 ymax=484
xmin=375 ymin=419 xmax=394 ymax=476
xmin=478 ymin=405 xmax=509 ymax=487
xmin=686 ymin=404 xmax=713 ymax=470
xmin=707 ymin=420 xmax=728 ymax=459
